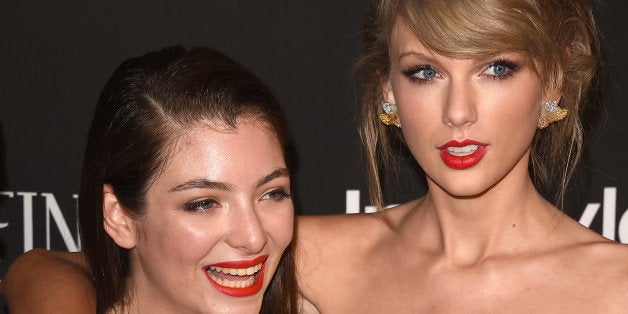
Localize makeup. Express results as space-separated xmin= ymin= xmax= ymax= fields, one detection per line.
xmin=402 ymin=64 xmax=440 ymax=84
xmin=204 ymin=255 xmax=267 ymax=297
xmin=438 ymin=139 xmax=487 ymax=170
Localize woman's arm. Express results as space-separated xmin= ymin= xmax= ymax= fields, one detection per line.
xmin=1 ymin=249 xmax=95 ymax=313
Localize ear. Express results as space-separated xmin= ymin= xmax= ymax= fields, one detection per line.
xmin=381 ymin=75 xmax=397 ymax=105
xmin=103 ymin=184 xmax=137 ymax=249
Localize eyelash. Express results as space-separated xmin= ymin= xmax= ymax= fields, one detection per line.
xmin=262 ymin=188 xmax=291 ymax=201
xmin=183 ymin=189 xmax=291 ymax=213
xmin=485 ymin=59 xmax=519 ymax=80
xmin=401 ymin=59 xmax=520 ymax=83
xmin=402 ymin=65 xmax=438 ymax=84
xmin=185 ymin=198 xmax=218 ymax=212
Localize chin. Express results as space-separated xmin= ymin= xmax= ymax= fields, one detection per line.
xmin=446 ymin=188 xmax=488 ymax=199
xmin=206 ymin=301 xmax=262 ymax=314
xmin=429 ymin=175 xmax=495 ymax=199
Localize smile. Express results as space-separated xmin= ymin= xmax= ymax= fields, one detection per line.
xmin=206 ymin=263 xmax=262 ymax=288
xmin=438 ymin=140 xmax=488 ymax=170
xmin=204 ymin=255 xmax=267 ymax=297
xmin=445 ymin=144 xmax=480 ymax=156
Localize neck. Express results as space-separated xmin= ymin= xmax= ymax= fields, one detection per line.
xmin=409 ymin=165 xmax=560 ymax=265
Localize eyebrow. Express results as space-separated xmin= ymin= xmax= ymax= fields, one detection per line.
xmin=398 ymin=51 xmax=434 ymax=63
xmin=400 ymin=50 xmax=518 ymax=64
xmin=255 ymin=168 xmax=290 ymax=188
xmin=168 ymin=180 xmax=233 ymax=192
xmin=167 ymin=167 xmax=290 ymax=193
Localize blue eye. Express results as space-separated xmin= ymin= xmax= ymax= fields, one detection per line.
xmin=489 ymin=64 xmax=508 ymax=76
xmin=417 ymin=67 xmax=438 ymax=79
xmin=485 ymin=60 xmax=518 ymax=79
xmin=262 ymin=189 xmax=290 ymax=201
xmin=402 ymin=65 xmax=440 ymax=83
xmin=185 ymin=199 xmax=217 ymax=212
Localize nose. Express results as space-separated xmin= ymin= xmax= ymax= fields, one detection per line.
xmin=225 ymin=204 xmax=267 ymax=254
xmin=442 ymin=78 xmax=477 ymax=127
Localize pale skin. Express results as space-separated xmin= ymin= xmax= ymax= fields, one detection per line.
xmin=103 ymin=119 xmax=293 ymax=313
xmin=297 ymin=22 xmax=628 ymax=313
xmin=2 ymin=22 xmax=628 ymax=314
xmin=1 ymin=119 xmax=294 ymax=314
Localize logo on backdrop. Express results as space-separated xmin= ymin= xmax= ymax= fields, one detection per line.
xmin=0 ymin=187 xmax=626 ymax=255
xmin=0 ymin=191 xmax=80 ymax=252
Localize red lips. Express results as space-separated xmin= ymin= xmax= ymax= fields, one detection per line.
xmin=204 ymin=255 xmax=267 ymax=297
xmin=437 ymin=139 xmax=487 ymax=170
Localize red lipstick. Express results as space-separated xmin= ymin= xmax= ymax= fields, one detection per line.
xmin=204 ymin=255 xmax=267 ymax=297
xmin=437 ymin=139 xmax=487 ymax=170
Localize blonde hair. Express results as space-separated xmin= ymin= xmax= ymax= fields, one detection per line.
xmin=357 ymin=0 xmax=601 ymax=209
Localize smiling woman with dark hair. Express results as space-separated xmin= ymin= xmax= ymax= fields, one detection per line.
xmin=3 ymin=46 xmax=298 ymax=314
xmin=78 ymin=46 xmax=297 ymax=313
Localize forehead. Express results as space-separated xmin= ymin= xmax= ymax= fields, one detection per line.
xmin=389 ymin=21 xmax=465 ymax=65
xmin=389 ymin=21 xmax=427 ymax=56
xmin=392 ymin=0 xmax=544 ymax=57
xmin=156 ymin=119 xmax=285 ymax=187
xmin=388 ymin=19 xmax=542 ymax=77
xmin=389 ymin=19 xmax=499 ymax=61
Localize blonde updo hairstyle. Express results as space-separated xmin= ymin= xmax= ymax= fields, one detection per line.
xmin=357 ymin=0 xmax=601 ymax=209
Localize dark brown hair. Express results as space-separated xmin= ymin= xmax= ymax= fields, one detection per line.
xmin=357 ymin=0 xmax=601 ymax=209
xmin=78 ymin=46 xmax=297 ymax=313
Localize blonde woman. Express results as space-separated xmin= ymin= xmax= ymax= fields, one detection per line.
xmin=297 ymin=0 xmax=628 ymax=312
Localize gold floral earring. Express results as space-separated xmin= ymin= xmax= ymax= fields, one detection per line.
xmin=379 ymin=102 xmax=401 ymax=127
xmin=538 ymin=100 xmax=567 ymax=129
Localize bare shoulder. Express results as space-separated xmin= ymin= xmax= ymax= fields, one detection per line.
xmin=297 ymin=200 xmax=417 ymax=263
xmin=298 ymin=211 xmax=389 ymax=246
xmin=556 ymin=224 xmax=628 ymax=310
xmin=297 ymin=198 xmax=419 ymax=245
xmin=296 ymin=212 xmax=387 ymax=275
xmin=296 ymin=212 xmax=387 ymax=310
xmin=1 ymin=249 xmax=95 ymax=313
xmin=560 ymin=214 xmax=628 ymax=273
xmin=6 ymin=248 xmax=90 ymax=277
xmin=581 ymin=240 xmax=628 ymax=309
xmin=581 ymin=240 xmax=628 ymax=286
xmin=296 ymin=199 xmax=420 ymax=310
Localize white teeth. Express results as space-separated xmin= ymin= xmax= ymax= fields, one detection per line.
xmin=209 ymin=263 xmax=262 ymax=276
xmin=207 ymin=263 xmax=263 ymax=288
xmin=446 ymin=144 xmax=479 ymax=156
xmin=207 ymin=273 xmax=256 ymax=288
xmin=246 ymin=266 xmax=256 ymax=275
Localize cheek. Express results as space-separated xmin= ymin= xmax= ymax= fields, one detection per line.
xmin=398 ymin=103 xmax=441 ymax=150
xmin=141 ymin=216 xmax=223 ymax=262
xmin=262 ymin=208 xmax=294 ymax=248
xmin=487 ymin=89 xmax=541 ymax=131
xmin=393 ymin=82 xmax=442 ymax=134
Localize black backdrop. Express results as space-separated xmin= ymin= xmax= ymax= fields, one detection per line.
xmin=0 ymin=1 xmax=626 ymax=309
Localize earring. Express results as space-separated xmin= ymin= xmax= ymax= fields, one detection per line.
xmin=538 ymin=100 xmax=567 ymax=129
xmin=379 ymin=102 xmax=401 ymax=127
